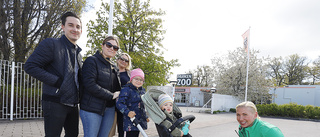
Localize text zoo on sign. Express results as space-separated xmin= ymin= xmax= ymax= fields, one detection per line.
xmin=177 ymin=74 xmax=192 ymax=86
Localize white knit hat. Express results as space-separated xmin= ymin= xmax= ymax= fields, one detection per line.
xmin=158 ymin=94 xmax=173 ymax=108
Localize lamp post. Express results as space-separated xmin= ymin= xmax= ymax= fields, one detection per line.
xmin=170 ymin=81 xmax=177 ymax=101
xmin=210 ymin=88 xmax=216 ymax=93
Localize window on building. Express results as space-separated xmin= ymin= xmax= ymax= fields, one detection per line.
xmin=174 ymin=93 xmax=190 ymax=104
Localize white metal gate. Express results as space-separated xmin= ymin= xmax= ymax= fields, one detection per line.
xmin=0 ymin=60 xmax=43 ymax=120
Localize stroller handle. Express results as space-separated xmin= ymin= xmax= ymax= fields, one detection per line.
xmin=130 ymin=117 xmax=148 ymax=137
xmin=130 ymin=117 xmax=139 ymax=126
xmin=168 ymin=115 xmax=195 ymax=133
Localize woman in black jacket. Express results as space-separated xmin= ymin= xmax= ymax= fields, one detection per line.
xmin=80 ymin=36 xmax=121 ymax=137
xmin=116 ymin=53 xmax=132 ymax=137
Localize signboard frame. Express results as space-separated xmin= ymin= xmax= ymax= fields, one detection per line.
xmin=176 ymin=74 xmax=192 ymax=86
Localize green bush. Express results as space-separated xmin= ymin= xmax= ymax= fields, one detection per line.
xmin=212 ymin=110 xmax=226 ymax=114
xmin=305 ymin=105 xmax=320 ymax=119
xmin=256 ymin=103 xmax=280 ymax=116
xmin=229 ymin=108 xmax=236 ymax=113
xmin=256 ymin=103 xmax=320 ymax=120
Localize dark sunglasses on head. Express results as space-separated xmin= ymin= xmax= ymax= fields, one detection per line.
xmin=104 ymin=42 xmax=119 ymax=51
xmin=119 ymin=57 xmax=129 ymax=62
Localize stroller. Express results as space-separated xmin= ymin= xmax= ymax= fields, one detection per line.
xmin=141 ymin=89 xmax=195 ymax=137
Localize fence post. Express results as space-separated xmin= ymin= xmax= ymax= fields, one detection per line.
xmin=211 ymin=94 xmax=214 ymax=114
xmin=10 ymin=62 xmax=15 ymax=121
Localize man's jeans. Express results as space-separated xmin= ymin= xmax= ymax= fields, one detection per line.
xmin=42 ymin=100 xmax=79 ymax=137
xmin=80 ymin=106 xmax=115 ymax=137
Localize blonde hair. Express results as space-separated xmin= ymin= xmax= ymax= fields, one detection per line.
xmin=236 ymin=101 xmax=260 ymax=118
xmin=118 ymin=53 xmax=132 ymax=71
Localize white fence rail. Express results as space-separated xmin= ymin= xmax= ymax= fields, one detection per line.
xmin=0 ymin=60 xmax=43 ymax=120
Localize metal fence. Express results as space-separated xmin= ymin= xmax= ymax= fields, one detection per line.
xmin=0 ymin=60 xmax=43 ymax=120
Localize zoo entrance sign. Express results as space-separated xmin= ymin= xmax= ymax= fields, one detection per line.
xmin=177 ymin=74 xmax=192 ymax=86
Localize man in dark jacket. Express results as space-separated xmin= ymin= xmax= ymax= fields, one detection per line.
xmin=24 ymin=12 xmax=82 ymax=137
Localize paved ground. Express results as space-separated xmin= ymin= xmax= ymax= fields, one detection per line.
xmin=1 ymin=107 xmax=320 ymax=137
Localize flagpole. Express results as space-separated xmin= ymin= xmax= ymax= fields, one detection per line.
xmin=108 ymin=0 xmax=114 ymax=36
xmin=245 ymin=27 xmax=250 ymax=102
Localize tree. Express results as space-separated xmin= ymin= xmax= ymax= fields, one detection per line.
xmin=85 ymin=0 xmax=179 ymax=87
xmin=306 ymin=56 xmax=320 ymax=85
xmin=284 ymin=54 xmax=308 ymax=85
xmin=211 ymin=47 xmax=271 ymax=103
xmin=0 ymin=0 xmax=86 ymax=62
xmin=266 ymin=57 xmax=286 ymax=87
xmin=188 ymin=65 xmax=214 ymax=87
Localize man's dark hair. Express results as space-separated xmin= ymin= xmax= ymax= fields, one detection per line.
xmin=61 ymin=11 xmax=81 ymax=25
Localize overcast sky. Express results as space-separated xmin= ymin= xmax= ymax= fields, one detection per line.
xmin=78 ymin=0 xmax=320 ymax=81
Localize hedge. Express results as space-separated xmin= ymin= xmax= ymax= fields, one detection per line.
xmin=256 ymin=103 xmax=320 ymax=120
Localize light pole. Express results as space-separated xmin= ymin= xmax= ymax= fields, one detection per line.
xmin=108 ymin=0 xmax=114 ymax=36
xmin=170 ymin=81 xmax=177 ymax=101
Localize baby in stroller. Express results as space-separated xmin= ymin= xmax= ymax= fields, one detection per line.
xmin=141 ymin=89 xmax=195 ymax=137
xmin=158 ymin=93 xmax=191 ymax=137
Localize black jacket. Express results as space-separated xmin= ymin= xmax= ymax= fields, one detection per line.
xmin=24 ymin=35 xmax=82 ymax=105
xmin=80 ymin=50 xmax=121 ymax=115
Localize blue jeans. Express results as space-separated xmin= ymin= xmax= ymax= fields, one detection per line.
xmin=80 ymin=106 xmax=115 ymax=137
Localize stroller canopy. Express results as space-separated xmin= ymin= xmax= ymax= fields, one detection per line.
xmin=141 ymin=89 xmax=182 ymax=124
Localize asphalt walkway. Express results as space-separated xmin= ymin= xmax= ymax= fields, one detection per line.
xmin=1 ymin=107 xmax=320 ymax=137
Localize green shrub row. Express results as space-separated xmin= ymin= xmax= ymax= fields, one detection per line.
xmin=256 ymin=103 xmax=320 ymax=120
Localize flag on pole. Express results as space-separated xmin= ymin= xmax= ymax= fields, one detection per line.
xmin=242 ymin=28 xmax=250 ymax=102
xmin=242 ymin=29 xmax=250 ymax=53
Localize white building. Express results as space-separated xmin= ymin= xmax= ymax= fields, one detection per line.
xmin=270 ymin=85 xmax=320 ymax=106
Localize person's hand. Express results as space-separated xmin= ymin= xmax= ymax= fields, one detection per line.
xmin=146 ymin=118 xmax=150 ymax=122
xmin=113 ymin=91 xmax=120 ymax=99
xmin=186 ymin=121 xmax=190 ymax=129
xmin=128 ymin=111 xmax=136 ymax=118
